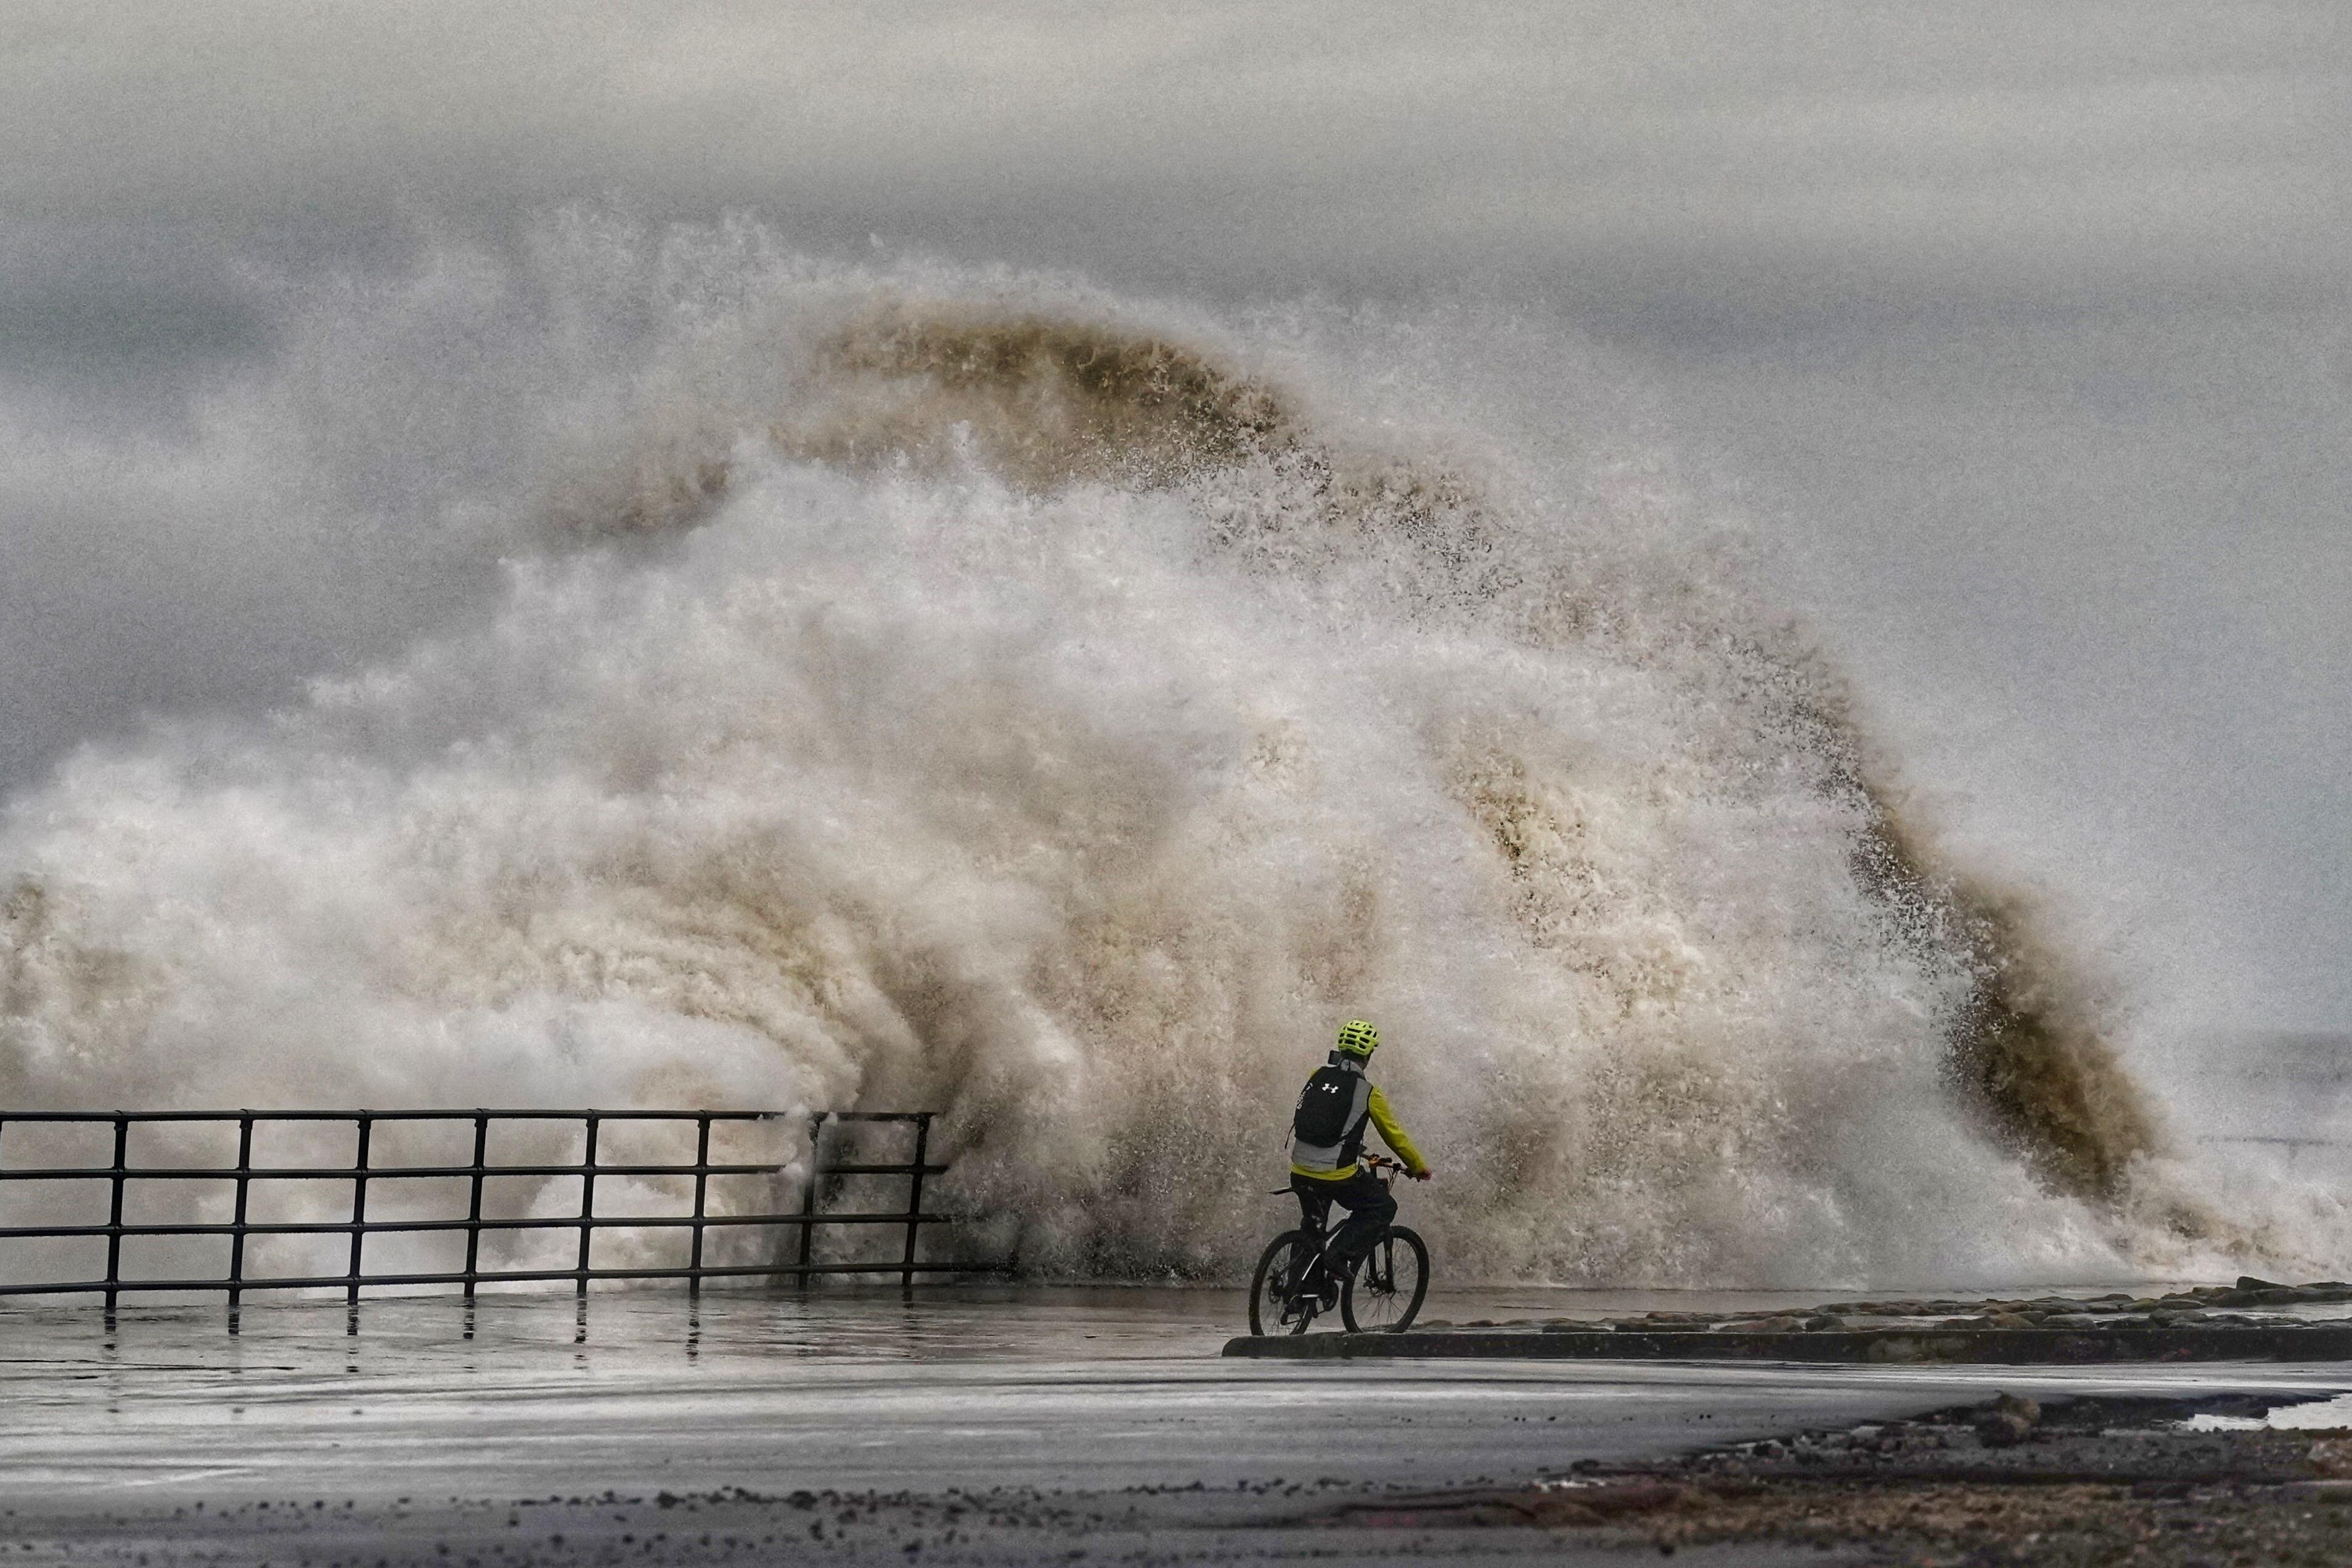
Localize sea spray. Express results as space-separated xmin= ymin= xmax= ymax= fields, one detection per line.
xmin=0 ymin=217 xmax=2278 ymax=1285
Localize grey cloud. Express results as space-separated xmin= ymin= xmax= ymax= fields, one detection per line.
xmin=4 ymin=2 xmax=2341 ymax=319
xmin=1 ymin=0 xmax=2346 ymax=1032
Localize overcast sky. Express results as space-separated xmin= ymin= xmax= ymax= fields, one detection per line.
xmin=2 ymin=1 xmax=2346 ymax=1033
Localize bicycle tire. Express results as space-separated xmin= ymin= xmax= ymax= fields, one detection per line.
xmin=1340 ymin=1225 xmax=1428 ymax=1333
xmin=1247 ymin=1230 xmax=1317 ymax=1336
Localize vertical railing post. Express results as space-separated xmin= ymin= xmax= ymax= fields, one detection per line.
xmin=794 ymin=1113 xmax=825 ymax=1284
xmin=227 ymin=1115 xmax=254 ymax=1310
xmin=687 ymin=1115 xmax=711 ymax=1296
xmin=575 ymin=1115 xmax=600 ymax=1298
xmin=901 ymin=1114 xmax=932 ymax=1292
xmin=346 ymin=1114 xmax=373 ymax=1307
xmin=104 ymin=1114 xmax=129 ymax=1313
xmin=462 ymin=1114 xmax=488 ymax=1301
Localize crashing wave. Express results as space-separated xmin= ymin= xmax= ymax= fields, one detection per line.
xmin=0 ymin=218 xmax=2291 ymax=1286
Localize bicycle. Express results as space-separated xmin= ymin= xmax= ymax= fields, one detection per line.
xmin=1246 ymin=1154 xmax=1429 ymax=1334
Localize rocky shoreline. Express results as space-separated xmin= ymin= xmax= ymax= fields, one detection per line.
xmin=1313 ymin=1388 xmax=2352 ymax=1566
xmin=1228 ymin=1277 xmax=2352 ymax=1363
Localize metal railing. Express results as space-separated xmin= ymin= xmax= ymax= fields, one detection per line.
xmin=2194 ymin=1133 xmax=2352 ymax=1169
xmin=0 ymin=1109 xmax=953 ymax=1307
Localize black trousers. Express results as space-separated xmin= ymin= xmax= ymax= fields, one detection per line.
xmin=1291 ymin=1168 xmax=1397 ymax=1273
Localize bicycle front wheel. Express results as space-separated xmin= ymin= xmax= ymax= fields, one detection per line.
xmin=1247 ymin=1230 xmax=1317 ymax=1336
xmin=1340 ymin=1226 xmax=1428 ymax=1333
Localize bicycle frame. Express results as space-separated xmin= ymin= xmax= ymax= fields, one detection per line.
xmin=1251 ymin=1154 xmax=1425 ymax=1335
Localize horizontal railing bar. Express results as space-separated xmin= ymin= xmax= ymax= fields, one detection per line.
xmin=0 ymin=1109 xmax=931 ymax=1124
xmin=0 ymin=1261 xmax=973 ymax=1297
xmin=0 ymin=1162 xmax=805 ymax=1182
xmin=2197 ymin=1134 xmax=2348 ymax=1147
xmin=0 ymin=1213 xmax=957 ymax=1240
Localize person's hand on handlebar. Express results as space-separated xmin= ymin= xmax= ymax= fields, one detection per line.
xmin=1408 ymin=1167 xmax=1432 ymax=1182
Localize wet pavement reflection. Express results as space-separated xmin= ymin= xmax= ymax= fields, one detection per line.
xmin=1 ymin=1284 xmax=2343 ymax=1505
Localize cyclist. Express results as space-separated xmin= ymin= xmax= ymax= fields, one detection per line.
xmin=1288 ymin=1019 xmax=1430 ymax=1306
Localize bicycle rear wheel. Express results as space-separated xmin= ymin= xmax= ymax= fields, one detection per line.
xmin=1247 ymin=1230 xmax=1317 ymax=1335
xmin=1340 ymin=1225 xmax=1428 ymax=1333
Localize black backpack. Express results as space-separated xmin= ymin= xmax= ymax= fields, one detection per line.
xmin=1292 ymin=1063 xmax=1360 ymax=1146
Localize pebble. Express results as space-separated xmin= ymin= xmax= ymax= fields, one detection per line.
xmin=1974 ymin=1411 xmax=2034 ymax=1447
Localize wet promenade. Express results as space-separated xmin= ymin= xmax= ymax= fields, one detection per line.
xmin=3 ymin=1286 xmax=2347 ymax=1562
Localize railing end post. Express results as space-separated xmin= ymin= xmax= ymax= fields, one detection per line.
xmin=902 ymin=1113 xmax=933 ymax=1292
xmin=575 ymin=1114 xmax=602 ymax=1300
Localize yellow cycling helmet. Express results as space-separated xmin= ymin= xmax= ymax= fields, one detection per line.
xmin=1335 ymin=1019 xmax=1380 ymax=1060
